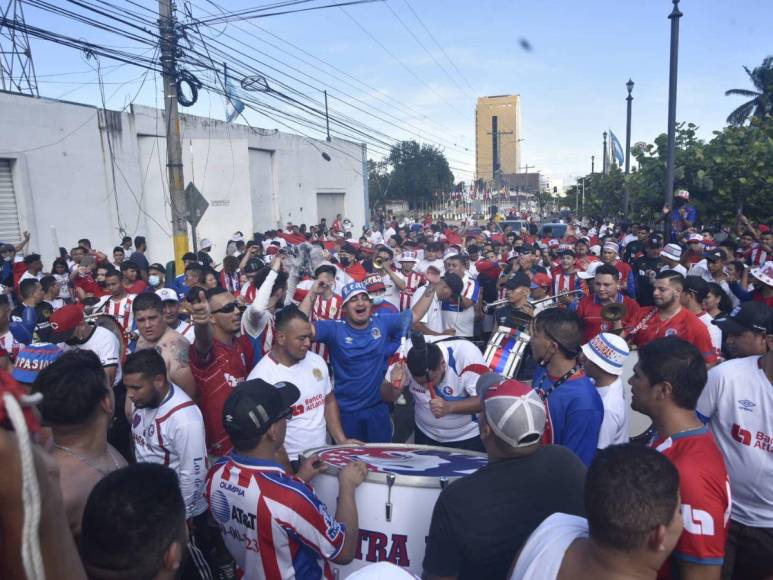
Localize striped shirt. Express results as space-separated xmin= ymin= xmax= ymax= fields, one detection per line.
xmin=104 ymin=293 xmax=136 ymax=332
xmin=310 ymin=293 xmax=343 ymax=362
xmin=396 ymin=271 xmax=425 ymax=311
xmin=206 ymin=455 xmax=345 ymax=580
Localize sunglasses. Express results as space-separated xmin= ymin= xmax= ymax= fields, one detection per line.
xmin=212 ymin=301 xmax=243 ymax=314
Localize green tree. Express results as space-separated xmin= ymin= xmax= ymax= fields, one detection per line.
xmin=367 ymin=141 xmax=454 ymax=209
xmin=725 ymin=55 xmax=773 ymax=126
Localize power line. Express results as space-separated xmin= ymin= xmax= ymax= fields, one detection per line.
xmin=190 ymin=0 xmax=384 ymax=27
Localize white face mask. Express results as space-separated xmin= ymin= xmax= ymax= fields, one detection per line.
xmin=148 ymin=274 xmax=161 ymax=287
xmin=372 ymin=295 xmax=385 ymax=305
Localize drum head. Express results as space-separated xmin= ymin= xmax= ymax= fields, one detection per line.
xmin=303 ymin=444 xmax=487 ymax=488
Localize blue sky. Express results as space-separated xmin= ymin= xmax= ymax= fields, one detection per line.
xmin=21 ymin=0 xmax=773 ymax=186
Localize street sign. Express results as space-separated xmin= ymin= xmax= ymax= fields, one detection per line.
xmin=184 ymin=182 xmax=209 ymax=227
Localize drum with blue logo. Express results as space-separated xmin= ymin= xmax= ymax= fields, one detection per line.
xmin=303 ymin=443 xmax=487 ymax=577
xmin=483 ymin=325 xmax=531 ymax=379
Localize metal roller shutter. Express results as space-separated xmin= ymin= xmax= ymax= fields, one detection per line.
xmin=0 ymin=160 xmax=21 ymax=243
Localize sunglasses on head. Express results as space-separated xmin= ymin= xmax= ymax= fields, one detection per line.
xmin=212 ymin=301 xmax=242 ymax=314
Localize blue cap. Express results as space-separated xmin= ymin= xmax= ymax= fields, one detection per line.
xmin=342 ymin=281 xmax=369 ymax=305
xmin=13 ymin=343 xmax=64 ymax=384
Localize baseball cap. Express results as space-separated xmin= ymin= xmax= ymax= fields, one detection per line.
xmin=200 ymin=239 xmax=213 ymax=249
xmin=704 ymin=249 xmax=725 ymax=262
xmin=751 ymin=261 xmax=773 ymax=287
xmin=48 ymin=304 xmax=85 ymax=343
xmin=440 ymin=272 xmax=464 ymax=295
xmin=479 ymin=376 xmax=546 ymax=448
xmin=578 ymin=261 xmax=601 ymax=280
xmin=12 ymin=343 xmax=64 ymax=384
xmin=660 ymin=243 xmax=682 ymax=262
xmin=687 ymin=233 xmax=704 ymax=243
xmin=581 ymin=333 xmax=630 ymax=376
xmin=683 ymin=276 xmax=710 ymax=301
xmin=365 ymin=275 xmax=386 ymax=293
xmin=530 ymin=273 xmax=551 ymax=289
xmin=675 ymin=189 xmax=690 ymax=200
xmin=155 ymin=288 xmax=179 ymax=303
xmin=222 ymin=379 xmax=300 ymax=444
xmin=505 ymin=250 xmax=519 ymax=262
xmin=548 ymin=239 xmax=560 ymax=248
xmin=505 ymin=272 xmax=531 ymax=290
xmin=398 ymin=251 xmax=418 ymax=263
xmin=712 ymin=302 xmax=772 ymax=335
xmin=342 ymin=281 xmax=369 ymax=305
xmin=148 ymin=263 xmax=165 ymax=274
xmin=646 ymin=234 xmax=664 ymax=248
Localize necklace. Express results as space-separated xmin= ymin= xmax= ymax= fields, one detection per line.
xmin=535 ymin=363 xmax=581 ymax=399
xmin=53 ymin=443 xmax=120 ymax=476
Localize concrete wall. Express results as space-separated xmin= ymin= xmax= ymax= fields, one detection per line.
xmin=0 ymin=92 xmax=365 ymax=265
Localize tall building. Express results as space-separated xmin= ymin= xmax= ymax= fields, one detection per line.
xmin=475 ymin=95 xmax=521 ymax=185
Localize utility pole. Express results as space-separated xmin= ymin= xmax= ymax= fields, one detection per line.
xmin=324 ymin=90 xmax=331 ymax=142
xmin=664 ymin=0 xmax=682 ymax=241
xmin=623 ymin=78 xmax=634 ymax=219
xmin=591 ymin=155 xmax=595 ymax=174
xmin=158 ymin=0 xmax=188 ymax=271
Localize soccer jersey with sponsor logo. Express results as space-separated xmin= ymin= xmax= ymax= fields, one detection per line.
xmin=189 ymin=335 xmax=255 ymax=457
xmin=441 ymin=274 xmax=480 ymax=338
xmin=315 ymin=310 xmax=411 ymax=412
xmin=697 ymin=355 xmax=773 ymax=527
xmin=388 ymin=339 xmax=488 ymax=442
xmin=650 ymin=426 xmax=730 ymax=577
xmin=631 ymin=307 xmax=718 ymax=365
xmin=131 ymin=383 xmax=208 ymax=518
xmin=206 ymin=455 xmax=345 ymax=580
xmin=248 ymin=351 xmax=333 ymax=461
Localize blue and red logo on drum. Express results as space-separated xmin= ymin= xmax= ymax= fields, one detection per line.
xmin=316 ymin=446 xmax=487 ymax=477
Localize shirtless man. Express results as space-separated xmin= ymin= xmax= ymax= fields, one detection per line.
xmin=32 ymin=349 xmax=127 ymax=538
xmin=132 ymin=292 xmax=196 ymax=398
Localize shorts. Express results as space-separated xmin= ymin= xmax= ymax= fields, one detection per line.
xmin=340 ymin=403 xmax=393 ymax=443
xmin=722 ymin=519 xmax=773 ymax=580
xmin=414 ymin=427 xmax=485 ymax=452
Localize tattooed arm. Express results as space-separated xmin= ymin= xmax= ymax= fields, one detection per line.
xmin=166 ymin=335 xmax=197 ymax=399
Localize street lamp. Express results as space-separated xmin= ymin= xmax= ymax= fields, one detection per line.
xmin=623 ymin=78 xmax=634 ymax=218
xmin=602 ymin=131 xmax=608 ymax=174
xmin=664 ymin=0 xmax=682 ymax=240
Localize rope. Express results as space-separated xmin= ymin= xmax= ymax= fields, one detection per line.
xmin=3 ymin=392 xmax=45 ymax=580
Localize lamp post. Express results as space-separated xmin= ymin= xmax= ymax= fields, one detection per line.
xmin=623 ymin=78 xmax=634 ymax=218
xmin=591 ymin=155 xmax=595 ymax=174
xmin=602 ymin=132 xmax=608 ymax=175
xmin=664 ymin=0 xmax=682 ymax=240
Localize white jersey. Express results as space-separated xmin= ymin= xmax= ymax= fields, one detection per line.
xmin=698 ymin=311 xmax=722 ymax=356
xmin=595 ymin=378 xmax=630 ymax=448
xmin=61 ymin=325 xmax=122 ymax=385
xmin=411 ymin=284 xmax=443 ymax=334
xmin=697 ymin=355 xmax=773 ymax=527
xmin=131 ymin=383 xmax=208 ymax=519
xmin=174 ymin=319 xmax=195 ymax=344
xmin=380 ymin=271 xmax=401 ymax=309
xmin=510 ymin=513 xmax=589 ymax=580
xmin=440 ymin=273 xmax=480 ymax=338
xmin=388 ymin=338 xmax=487 ymax=442
xmin=248 ymin=351 xmax=332 ymax=461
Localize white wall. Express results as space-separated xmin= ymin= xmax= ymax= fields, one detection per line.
xmin=0 ymin=92 xmax=366 ymax=266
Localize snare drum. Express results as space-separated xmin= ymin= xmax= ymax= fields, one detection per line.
xmin=483 ymin=326 xmax=531 ymax=379
xmin=303 ymin=444 xmax=487 ymax=577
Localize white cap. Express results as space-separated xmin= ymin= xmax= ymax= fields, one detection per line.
xmin=751 ymin=261 xmax=773 ymax=287
xmin=581 ymin=333 xmax=630 ymax=376
xmin=230 ymin=232 xmax=245 ymax=243
xmin=590 ymin=244 xmax=601 ymax=257
xmin=578 ymin=261 xmax=601 ymax=280
xmin=660 ymin=243 xmax=682 ymax=262
xmin=200 ymin=238 xmax=213 ymax=249
xmin=155 ymin=288 xmax=179 ymax=303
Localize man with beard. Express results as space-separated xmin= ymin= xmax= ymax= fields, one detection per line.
xmin=300 ymin=279 xmax=435 ymax=442
xmin=132 ymin=292 xmax=196 ymax=397
xmin=628 ymin=271 xmax=717 ymax=366
xmin=125 ymin=348 xmax=221 ymax=580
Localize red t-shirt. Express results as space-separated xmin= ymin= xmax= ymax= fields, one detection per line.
xmin=189 ymin=335 xmax=255 ymax=456
xmin=650 ymin=427 xmax=730 ymax=578
xmin=72 ymin=274 xmax=105 ymax=297
xmin=125 ymin=280 xmax=149 ymax=294
xmin=631 ymin=307 xmax=718 ymax=365
xmin=575 ymin=294 xmax=640 ymax=343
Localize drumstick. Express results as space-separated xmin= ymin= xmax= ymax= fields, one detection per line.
xmin=392 ymin=336 xmax=407 ymax=391
xmin=427 ymin=380 xmax=437 ymax=400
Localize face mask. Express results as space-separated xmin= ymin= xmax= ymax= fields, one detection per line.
xmin=372 ymin=295 xmax=385 ymax=305
xmin=339 ymin=257 xmax=351 ymax=267
xmin=148 ymin=275 xmax=161 ymax=287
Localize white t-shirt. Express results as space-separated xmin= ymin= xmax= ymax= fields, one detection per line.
xmin=410 ymin=284 xmax=443 ymax=333
xmin=61 ymin=325 xmax=122 ymax=385
xmin=595 ymin=378 xmax=630 ymax=448
xmin=131 ymin=383 xmax=208 ymax=518
xmin=248 ymin=351 xmax=332 ymax=460
xmin=440 ymin=273 xmax=479 ymax=338
xmin=387 ymin=338 xmax=486 ymax=442
xmin=698 ymin=311 xmax=722 ymax=355
xmin=510 ymin=513 xmax=588 ymax=580
xmin=697 ymin=355 xmax=773 ymax=527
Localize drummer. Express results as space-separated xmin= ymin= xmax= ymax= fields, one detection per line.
xmin=206 ymin=379 xmax=369 ymax=579
xmin=384 ymin=337 xmax=488 ymax=451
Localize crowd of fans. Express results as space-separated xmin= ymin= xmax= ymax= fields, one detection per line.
xmin=0 ymin=199 xmax=771 ymax=580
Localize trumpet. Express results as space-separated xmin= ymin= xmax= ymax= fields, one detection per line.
xmin=601 ymin=302 xmax=628 ymax=323
xmin=373 ymin=257 xmax=387 ymax=270
xmin=528 ymin=289 xmax=585 ymax=308
xmin=484 ymin=298 xmax=510 ymax=312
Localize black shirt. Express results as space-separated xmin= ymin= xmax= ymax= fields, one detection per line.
xmin=11 ymin=301 xmax=54 ymax=341
xmin=632 ymin=255 xmax=662 ymax=307
xmin=423 ymin=445 xmax=586 ymax=580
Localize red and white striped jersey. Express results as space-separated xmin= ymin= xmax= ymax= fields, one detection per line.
xmin=104 ymin=294 xmax=136 ymax=331
xmin=219 ymin=270 xmax=242 ymax=294
xmin=550 ymin=268 xmax=582 ymax=295
xmin=396 ymin=271 xmax=425 ymax=311
xmin=205 ymin=455 xmax=345 ymax=580
xmin=310 ymin=293 xmax=343 ymax=361
xmin=749 ymin=244 xmax=768 ymax=267
xmin=131 ymin=383 xmax=208 ymax=518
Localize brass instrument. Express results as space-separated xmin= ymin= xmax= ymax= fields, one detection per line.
xmin=528 ymin=289 xmax=584 ymax=308
xmin=483 ymin=298 xmax=510 ymax=313
xmin=373 ymin=257 xmax=386 ymax=270
xmin=600 ymin=302 xmax=628 ymax=335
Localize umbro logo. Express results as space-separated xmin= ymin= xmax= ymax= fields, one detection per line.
xmin=738 ymin=399 xmax=756 ymax=412
xmin=344 ymin=336 xmax=353 ymax=344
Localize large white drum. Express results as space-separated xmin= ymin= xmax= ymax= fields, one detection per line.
xmin=303 ymin=444 xmax=487 ymax=578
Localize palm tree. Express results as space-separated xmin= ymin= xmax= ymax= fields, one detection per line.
xmin=725 ymin=56 xmax=773 ymax=126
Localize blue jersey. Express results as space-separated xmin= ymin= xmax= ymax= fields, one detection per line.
xmin=174 ymin=274 xmax=190 ymax=300
xmin=532 ymin=366 xmax=603 ymax=466
xmin=315 ymin=310 xmax=411 ymax=412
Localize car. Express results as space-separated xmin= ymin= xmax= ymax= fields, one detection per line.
xmin=538 ymin=223 xmax=568 ymax=239
xmin=498 ymin=220 xmax=531 ymax=233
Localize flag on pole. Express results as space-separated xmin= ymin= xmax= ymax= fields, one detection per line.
xmin=224 ymin=65 xmax=245 ymax=123
xmin=610 ymin=130 xmax=624 ymax=166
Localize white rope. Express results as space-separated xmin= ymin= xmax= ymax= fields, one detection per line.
xmin=3 ymin=392 xmax=45 ymax=580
